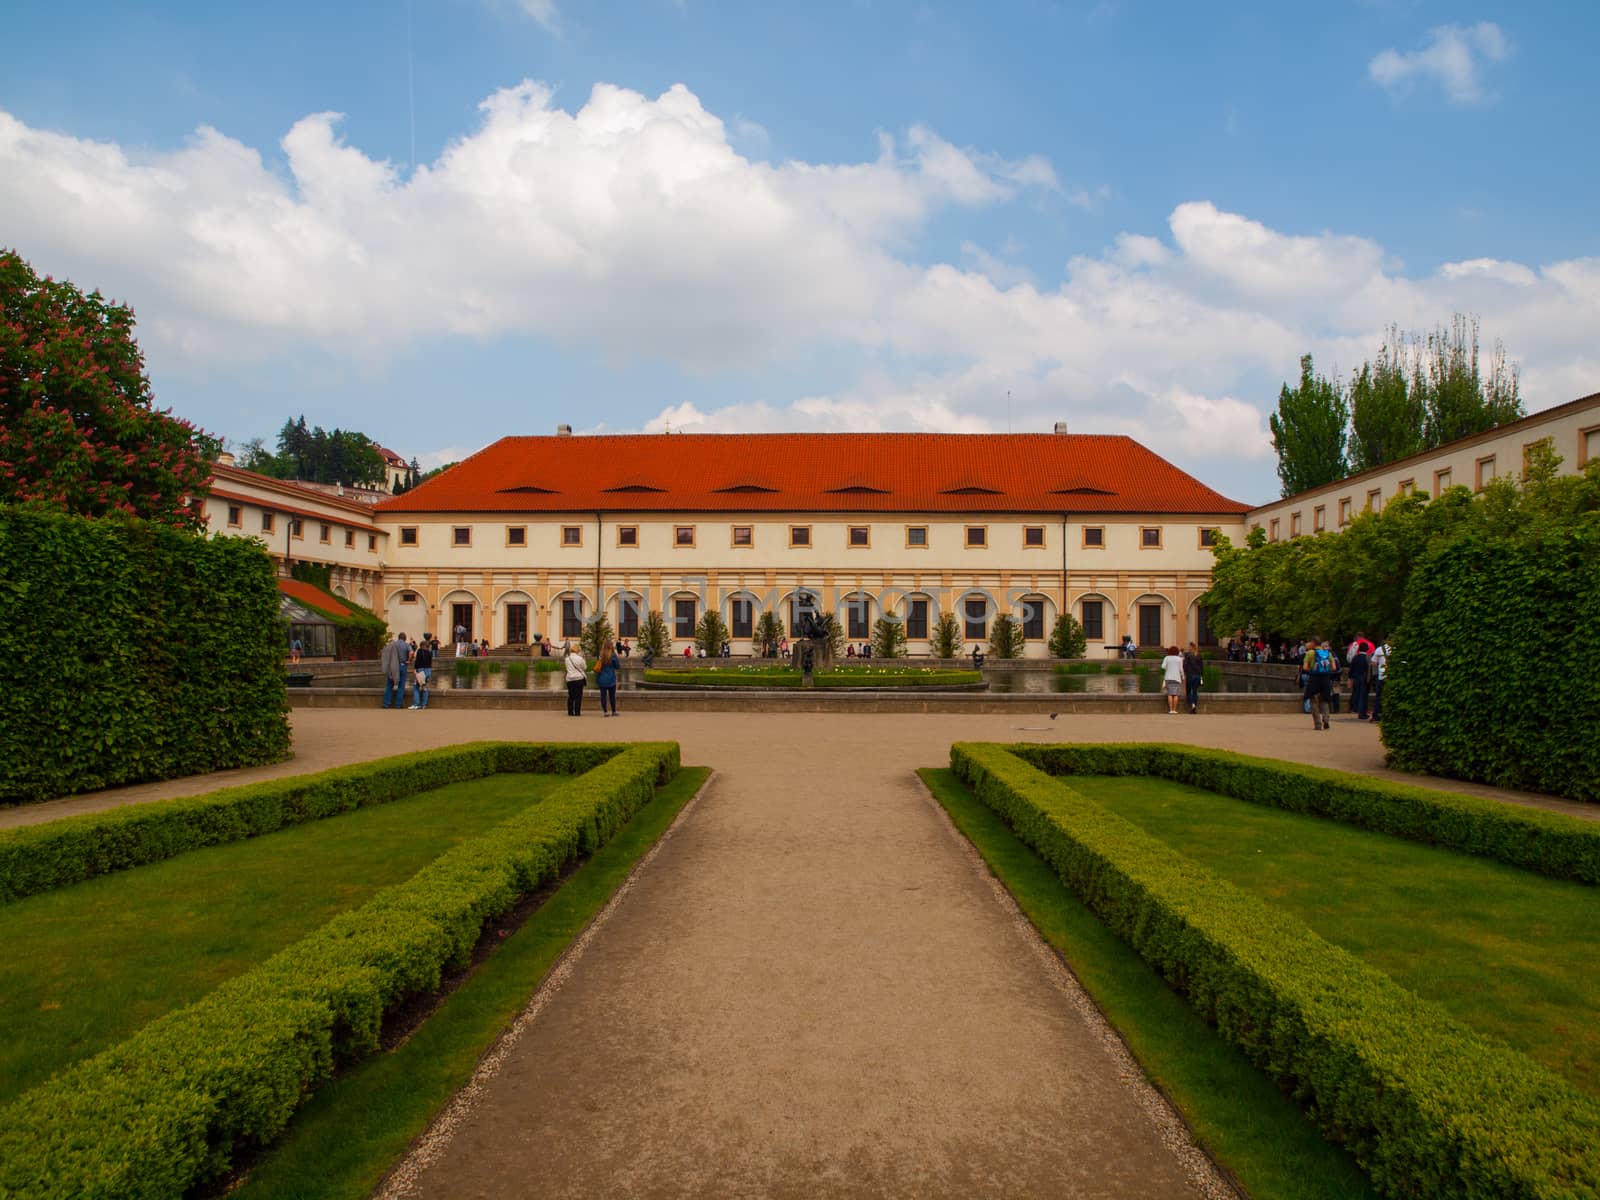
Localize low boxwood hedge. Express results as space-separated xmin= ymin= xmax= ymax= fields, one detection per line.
xmin=950 ymin=742 xmax=1600 ymax=1200
xmin=1003 ymin=743 xmax=1600 ymax=886
xmin=0 ymin=742 xmax=625 ymax=904
xmin=0 ymin=741 xmax=679 ymax=1200
xmin=642 ymin=668 xmax=981 ymax=688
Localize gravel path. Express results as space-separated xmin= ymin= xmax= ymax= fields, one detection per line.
xmin=378 ymin=736 xmax=1233 ymax=1199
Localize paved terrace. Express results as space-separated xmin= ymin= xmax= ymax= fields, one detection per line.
xmin=6 ymin=713 xmax=1591 ymax=1197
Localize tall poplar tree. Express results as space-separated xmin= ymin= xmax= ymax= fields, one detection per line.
xmin=1269 ymin=355 xmax=1349 ymax=498
xmin=1348 ymin=327 xmax=1426 ymax=473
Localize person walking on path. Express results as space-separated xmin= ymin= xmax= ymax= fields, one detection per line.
xmin=562 ymin=642 xmax=588 ymax=716
xmin=410 ymin=637 xmax=434 ymax=709
xmin=595 ymin=638 xmax=620 ymax=717
xmin=1348 ymin=640 xmax=1372 ymax=719
xmin=1303 ymin=637 xmax=1336 ymax=730
xmin=380 ymin=633 xmax=411 ymax=709
xmin=1370 ymin=640 xmax=1389 ymax=724
xmin=1181 ymin=642 xmax=1204 ymax=713
xmin=1159 ymin=644 xmax=1184 ymax=714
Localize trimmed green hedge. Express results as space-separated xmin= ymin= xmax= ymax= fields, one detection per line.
xmin=0 ymin=507 xmax=291 ymax=805
xmin=0 ymin=741 xmax=679 ymax=1200
xmin=1383 ymin=527 xmax=1600 ymax=803
xmin=1005 ymin=743 xmax=1600 ymax=886
xmin=0 ymin=742 xmax=626 ymax=904
xmin=950 ymin=743 xmax=1600 ymax=1200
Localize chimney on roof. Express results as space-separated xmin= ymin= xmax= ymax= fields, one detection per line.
xmin=556 ymin=424 xmax=572 ymax=437
xmin=216 ymin=451 xmax=236 ymax=466
xmin=1053 ymin=421 xmax=1069 ymax=435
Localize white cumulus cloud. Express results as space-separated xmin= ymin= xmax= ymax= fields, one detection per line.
xmin=1368 ymin=22 xmax=1509 ymax=105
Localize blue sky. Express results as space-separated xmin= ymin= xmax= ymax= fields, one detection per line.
xmin=5 ymin=1 xmax=1596 ymax=502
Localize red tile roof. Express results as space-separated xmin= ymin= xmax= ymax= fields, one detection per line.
xmin=376 ymin=433 xmax=1248 ymax=516
xmin=278 ymin=577 xmax=355 ymax=617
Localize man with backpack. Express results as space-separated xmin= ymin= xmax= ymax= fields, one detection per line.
xmin=1302 ymin=637 xmax=1338 ymax=730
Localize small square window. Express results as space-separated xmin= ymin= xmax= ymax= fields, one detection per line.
xmin=399 ymin=591 xmax=419 ymax=603
xmin=345 ymin=529 xmax=355 ymax=548
xmin=261 ymin=512 xmax=275 ymax=534
xmin=1023 ymin=526 xmax=1045 ymax=548
xmin=1198 ymin=527 xmax=1217 ymax=548
xmin=367 ymin=534 xmax=377 ymax=551
xmin=319 ymin=523 xmax=331 ymax=543
xmin=507 ymin=526 xmax=526 ymax=546
xmin=291 ymin=519 xmax=304 ymax=539
xmin=226 ymin=504 xmax=242 ymax=527
xmin=452 ymin=526 xmax=471 ymax=547
xmin=1082 ymin=526 xmax=1104 ymax=548
xmin=674 ymin=525 xmax=696 ymax=547
xmin=790 ymin=525 xmax=811 ymax=547
xmin=562 ymin=526 xmax=582 ymax=547
xmin=848 ymin=526 xmax=870 ymax=548
xmin=906 ymin=525 xmax=928 ymax=547
xmin=617 ymin=525 xmax=639 ymax=547
xmin=400 ymin=526 xmax=418 ymax=546
xmin=731 ymin=525 xmax=753 ymax=547
xmin=1140 ymin=526 xmax=1161 ymax=549
xmin=965 ymin=526 xmax=987 ymax=548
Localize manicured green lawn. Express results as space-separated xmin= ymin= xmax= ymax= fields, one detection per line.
xmin=920 ymin=768 xmax=1378 ymax=1200
xmin=232 ymin=766 xmax=710 ymax=1200
xmin=1067 ymin=774 xmax=1600 ymax=1097
xmin=0 ymin=773 xmax=565 ymax=1103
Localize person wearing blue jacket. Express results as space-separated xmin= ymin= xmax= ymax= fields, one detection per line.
xmin=595 ymin=639 xmax=620 ymax=717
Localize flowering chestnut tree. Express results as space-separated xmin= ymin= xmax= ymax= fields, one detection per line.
xmin=0 ymin=250 xmax=212 ymax=529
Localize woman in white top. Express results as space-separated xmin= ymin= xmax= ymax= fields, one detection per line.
xmin=1159 ymin=645 xmax=1184 ymax=714
xmin=562 ymin=642 xmax=588 ymax=717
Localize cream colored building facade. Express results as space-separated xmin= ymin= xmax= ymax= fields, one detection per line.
xmin=1247 ymin=391 xmax=1600 ymax=541
xmin=203 ymin=463 xmax=388 ymax=607
xmin=371 ymin=431 xmax=1250 ymax=658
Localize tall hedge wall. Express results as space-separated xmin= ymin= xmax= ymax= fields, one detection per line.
xmin=1383 ymin=526 xmax=1600 ymax=802
xmin=0 ymin=507 xmax=291 ymax=805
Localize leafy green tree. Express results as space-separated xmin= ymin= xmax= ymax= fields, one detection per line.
xmin=988 ymin=613 xmax=1025 ymax=658
xmin=638 ymin=610 xmax=672 ymax=658
xmin=815 ymin=612 xmax=845 ymax=657
xmin=1269 ymin=354 xmax=1349 ymax=497
xmin=871 ymin=613 xmax=907 ymax=659
xmin=1348 ymin=328 xmax=1426 ymax=473
xmin=930 ymin=610 xmax=962 ymax=659
xmin=0 ymin=249 xmax=213 ymax=529
xmin=1419 ymin=315 xmax=1522 ymax=448
xmin=580 ymin=612 xmax=617 ymax=659
xmin=695 ymin=609 xmax=730 ymax=655
xmin=1048 ymin=613 xmax=1087 ymax=658
xmin=753 ymin=610 xmax=785 ymax=654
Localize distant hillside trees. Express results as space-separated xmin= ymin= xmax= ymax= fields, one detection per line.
xmin=1271 ymin=315 xmax=1524 ymax=498
xmin=239 ymin=417 xmax=386 ymax=487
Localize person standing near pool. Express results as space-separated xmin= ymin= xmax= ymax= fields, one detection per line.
xmin=410 ymin=636 xmax=434 ymax=709
xmin=380 ymin=633 xmax=410 ymax=709
xmin=595 ymin=638 xmax=620 ymax=717
xmin=1159 ymin=644 xmax=1184 ymax=714
xmin=1181 ymin=641 xmax=1204 ymax=713
xmin=562 ymin=641 xmax=588 ymax=716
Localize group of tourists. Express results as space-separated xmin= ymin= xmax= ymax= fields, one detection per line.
xmin=1294 ymin=633 xmax=1388 ymax=730
xmin=1158 ymin=643 xmax=1207 ymax=714
xmin=562 ymin=640 xmax=621 ymax=717
xmin=379 ymin=632 xmax=437 ymax=710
